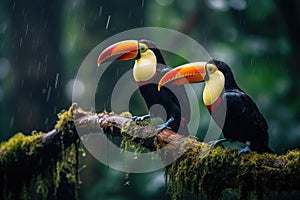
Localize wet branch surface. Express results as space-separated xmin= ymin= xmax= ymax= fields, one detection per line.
xmin=1 ymin=104 xmax=300 ymax=199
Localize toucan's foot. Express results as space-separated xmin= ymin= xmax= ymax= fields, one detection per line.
xmin=156 ymin=117 xmax=174 ymax=132
xmin=238 ymin=142 xmax=251 ymax=155
xmin=132 ymin=114 xmax=150 ymax=121
xmin=157 ymin=124 xmax=172 ymax=132
xmin=208 ymin=138 xmax=231 ymax=148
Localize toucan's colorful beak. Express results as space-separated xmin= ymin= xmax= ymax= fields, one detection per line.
xmin=97 ymin=40 xmax=139 ymax=66
xmin=158 ymin=62 xmax=208 ymax=91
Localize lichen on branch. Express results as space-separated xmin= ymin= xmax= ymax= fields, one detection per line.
xmin=0 ymin=105 xmax=80 ymax=200
xmin=166 ymin=144 xmax=300 ymax=199
xmin=0 ymin=104 xmax=299 ymax=200
xmin=72 ymin=106 xmax=300 ymax=199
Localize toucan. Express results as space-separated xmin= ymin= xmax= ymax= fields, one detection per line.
xmin=97 ymin=39 xmax=190 ymax=135
xmin=158 ymin=59 xmax=273 ymax=153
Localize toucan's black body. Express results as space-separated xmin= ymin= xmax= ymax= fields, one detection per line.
xmin=98 ymin=39 xmax=191 ymax=135
xmin=158 ymin=59 xmax=273 ymax=152
xmin=208 ymin=60 xmax=272 ymax=153
xmin=136 ymin=40 xmax=190 ymax=134
xmin=138 ymin=71 xmax=191 ymax=134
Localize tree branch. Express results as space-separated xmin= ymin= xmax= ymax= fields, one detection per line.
xmin=1 ymin=104 xmax=300 ymax=199
xmin=73 ymin=105 xmax=300 ymax=199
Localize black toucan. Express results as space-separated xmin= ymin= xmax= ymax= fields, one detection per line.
xmin=97 ymin=39 xmax=190 ymax=135
xmin=158 ymin=59 xmax=273 ymax=153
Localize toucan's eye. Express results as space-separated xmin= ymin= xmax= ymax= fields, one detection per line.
xmin=206 ymin=64 xmax=216 ymax=73
xmin=139 ymin=43 xmax=148 ymax=53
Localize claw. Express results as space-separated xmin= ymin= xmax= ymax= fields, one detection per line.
xmin=157 ymin=124 xmax=172 ymax=132
xmin=132 ymin=114 xmax=150 ymax=121
xmin=208 ymin=138 xmax=231 ymax=148
xmin=156 ymin=117 xmax=174 ymax=132
xmin=238 ymin=141 xmax=251 ymax=155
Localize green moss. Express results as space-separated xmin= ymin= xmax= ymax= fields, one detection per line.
xmin=55 ymin=109 xmax=74 ymax=131
xmin=120 ymin=121 xmax=145 ymax=157
xmin=119 ymin=118 xmax=156 ymax=160
xmin=119 ymin=111 xmax=132 ymax=118
xmin=54 ymin=110 xmax=80 ymax=198
xmin=166 ymin=146 xmax=300 ymax=199
xmin=0 ymin=132 xmax=44 ymax=167
xmin=0 ymin=109 xmax=80 ymax=200
xmin=0 ymin=132 xmax=46 ymax=199
xmin=36 ymin=175 xmax=50 ymax=198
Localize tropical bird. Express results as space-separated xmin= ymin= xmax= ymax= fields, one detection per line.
xmin=158 ymin=59 xmax=273 ymax=153
xmin=97 ymin=39 xmax=190 ymax=135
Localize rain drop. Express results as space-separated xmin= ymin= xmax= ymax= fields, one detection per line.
xmin=44 ymin=54 xmax=48 ymax=64
xmin=36 ymin=62 xmax=41 ymax=79
xmin=19 ymin=37 xmax=23 ymax=47
xmin=54 ymin=73 xmax=59 ymax=89
xmin=44 ymin=117 xmax=49 ymax=125
xmin=82 ymin=23 xmax=86 ymax=32
xmin=10 ymin=116 xmax=14 ymax=128
xmin=99 ymin=6 xmax=103 ymax=16
xmin=124 ymin=181 xmax=130 ymax=186
xmin=46 ymin=86 xmax=52 ymax=102
xmin=105 ymin=15 xmax=111 ymax=30
xmin=25 ymin=24 xmax=29 ymax=35
xmin=44 ymin=20 xmax=48 ymax=29
xmin=116 ymin=68 xmax=119 ymax=77
xmin=124 ymin=173 xmax=130 ymax=186
xmin=128 ymin=10 xmax=132 ymax=19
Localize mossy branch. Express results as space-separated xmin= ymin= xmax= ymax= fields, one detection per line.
xmin=1 ymin=104 xmax=300 ymax=199
xmin=73 ymin=105 xmax=300 ymax=199
xmin=0 ymin=104 xmax=80 ymax=200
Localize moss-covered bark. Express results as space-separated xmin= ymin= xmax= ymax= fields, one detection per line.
xmin=166 ymin=143 xmax=300 ymax=199
xmin=0 ymin=105 xmax=299 ymax=200
xmin=0 ymin=107 xmax=80 ymax=200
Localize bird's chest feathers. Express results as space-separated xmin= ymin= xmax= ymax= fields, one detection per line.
xmin=133 ymin=51 xmax=157 ymax=82
xmin=203 ymin=71 xmax=225 ymax=106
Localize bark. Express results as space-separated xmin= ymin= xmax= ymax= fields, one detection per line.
xmin=0 ymin=104 xmax=299 ymax=199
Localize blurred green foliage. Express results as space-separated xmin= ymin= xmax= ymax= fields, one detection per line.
xmin=1 ymin=0 xmax=300 ymax=199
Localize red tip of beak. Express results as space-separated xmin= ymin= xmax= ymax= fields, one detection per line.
xmin=158 ymin=62 xmax=207 ymax=91
xmin=97 ymin=40 xmax=139 ymax=66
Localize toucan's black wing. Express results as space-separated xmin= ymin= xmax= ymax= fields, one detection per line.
xmin=223 ymin=90 xmax=270 ymax=152
xmin=225 ymin=90 xmax=268 ymax=129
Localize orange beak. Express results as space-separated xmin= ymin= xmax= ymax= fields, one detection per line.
xmin=97 ymin=40 xmax=139 ymax=66
xmin=158 ymin=62 xmax=208 ymax=91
